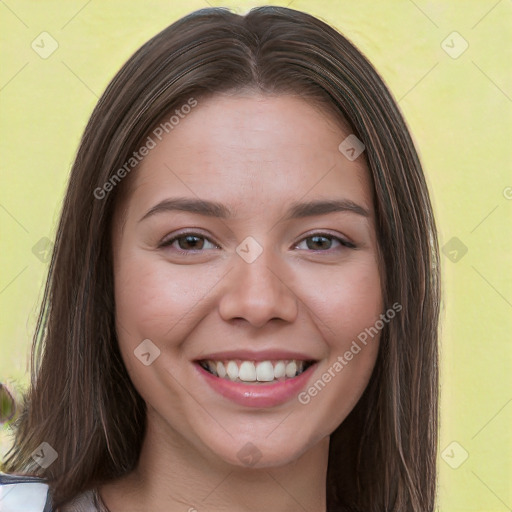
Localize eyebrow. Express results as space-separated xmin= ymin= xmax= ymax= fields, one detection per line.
xmin=139 ymin=197 xmax=370 ymax=222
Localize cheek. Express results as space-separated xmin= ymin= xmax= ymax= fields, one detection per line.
xmin=296 ymin=256 xmax=383 ymax=342
xmin=113 ymin=248 xmax=222 ymax=345
xmin=291 ymin=257 xmax=382 ymax=428
xmin=112 ymin=249 xmax=215 ymax=412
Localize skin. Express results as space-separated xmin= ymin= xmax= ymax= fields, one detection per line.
xmin=101 ymin=92 xmax=383 ymax=512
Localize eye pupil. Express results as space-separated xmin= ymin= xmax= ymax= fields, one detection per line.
xmin=307 ymin=235 xmax=331 ymax=250
xmin=179 ymin=235 xmax=204 ymax=250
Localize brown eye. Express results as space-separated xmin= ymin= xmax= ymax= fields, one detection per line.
xmin=160 ymin=232 xmax=218 ymax=253
xmin=177 ymin=235 xmax=205 ymax=250
xmin=296 ymin=233 xmax=355 ymax=252
xmin=306 ymin=235 xmax=333 ymax=250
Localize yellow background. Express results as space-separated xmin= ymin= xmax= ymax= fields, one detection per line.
xmin=1 ymin=1 xmax=511 ymax=510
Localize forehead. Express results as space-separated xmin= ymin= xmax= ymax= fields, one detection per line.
xmin=122 ymin=93 xmax=373 ymax=219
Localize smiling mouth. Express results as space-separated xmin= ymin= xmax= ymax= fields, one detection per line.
xmin=197 ymin=359 xmax=316 ymax=384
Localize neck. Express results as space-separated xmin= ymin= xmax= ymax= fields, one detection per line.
xmin=99 ymin=408 xmax=329 ymax=512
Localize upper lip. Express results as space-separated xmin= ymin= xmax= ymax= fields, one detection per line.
xmin=195 ymin=349 xmax=317 ymax=362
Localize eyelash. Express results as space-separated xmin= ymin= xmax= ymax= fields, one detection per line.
xmin=159 ymin=231 xmax=356 ymax=255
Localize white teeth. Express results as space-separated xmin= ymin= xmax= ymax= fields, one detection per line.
xmin=256 ymin=361 xmax=274 ymax=382
xmin=216 ymin=361 xmax=226 ymax=378
xmin=273 ymin=361 xmax=286 ymax=379
xmin=285 ymin=361 xmax=297 ymax=378
xmin=226 ymin=361 xmax=239 ymax=381
xmin=202 ymin=358 xmax=311 ymax=382
xmin=239 ymin=361 xmax=257 ymax=382
xmin=207 ymin=361 xmax=217 ymax=375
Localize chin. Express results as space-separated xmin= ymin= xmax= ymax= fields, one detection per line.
xmin=197 ymin=426 xmax=321 ymax=470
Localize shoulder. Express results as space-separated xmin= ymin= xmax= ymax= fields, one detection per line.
xmin=0 ymin=472 xmax=52 ymax=511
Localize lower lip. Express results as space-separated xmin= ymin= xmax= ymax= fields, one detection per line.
xmin=195 ymin=363 xmax=317 ymax=408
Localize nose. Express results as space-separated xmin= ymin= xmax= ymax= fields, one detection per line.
xmin=218 ymin=249 xmax=298 ymax=328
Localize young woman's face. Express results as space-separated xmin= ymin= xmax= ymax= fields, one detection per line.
xmin=112 ymin=92 xmax=383 ymax=468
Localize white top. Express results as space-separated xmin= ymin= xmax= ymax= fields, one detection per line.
xmin=0 ymin=474 xmax=108 ymax=512
xmin=0 ymin=478 xmax=49 ymax=512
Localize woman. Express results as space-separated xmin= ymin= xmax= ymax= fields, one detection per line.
xmin=1 ymin=6 xmax=440 ymax=511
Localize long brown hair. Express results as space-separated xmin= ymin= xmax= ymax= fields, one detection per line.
xmin=2 ymin=6 xmax=440 ymax=511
